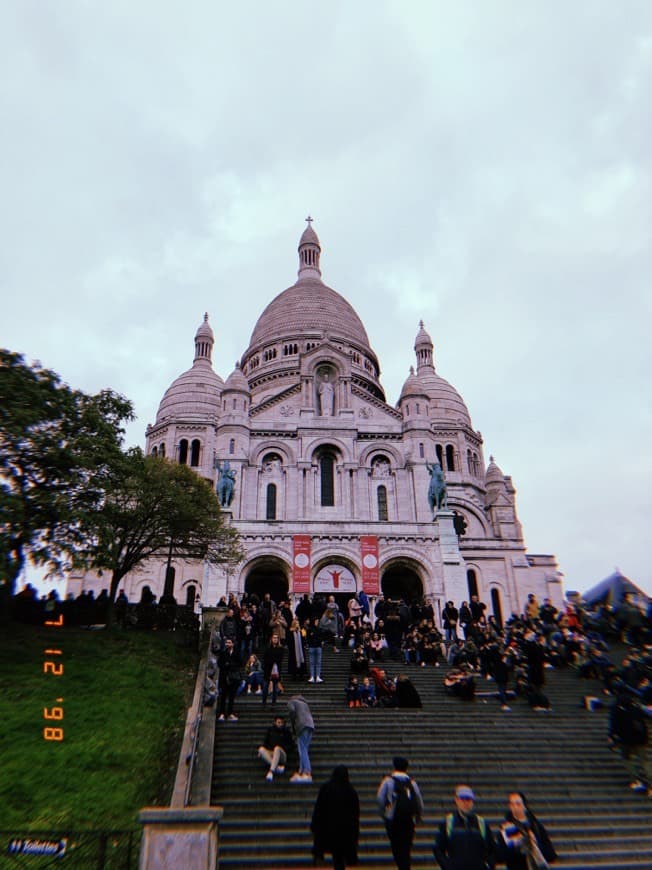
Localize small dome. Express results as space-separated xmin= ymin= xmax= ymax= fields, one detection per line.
xmin=399 ymin=366 xmax=428 ymax=401
xmin=485 ymin=456 xmax=505 ymax=487
xmin=195 ymin=312 xmax=214 ymax=340
xmin=156 ymin=362 xmax=223 ymax=423
xmin=418 ymin=371 xmax=473 ymax=427
xmin=224 ymin=362 xmax=250 ymax=393
xmin=299 ymin=223 xmax=320 ymax=248
xmin=156 ymin=315 xmax=223 ymax=423
xmin=414 ymin=320 xmax=433 ymax=349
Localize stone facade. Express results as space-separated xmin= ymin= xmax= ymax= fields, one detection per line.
xmin=69 ymin=222 xmax=563 ymax=621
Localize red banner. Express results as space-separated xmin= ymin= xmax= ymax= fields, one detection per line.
xmin=360 ymin=535 xmax=379 ymax=595
xmin=292 ymin=535 xmax=311 ymax=594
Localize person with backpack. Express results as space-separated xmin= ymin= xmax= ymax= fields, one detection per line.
xmin=433 ymin=784 xmax=495 ymax=870
xmin=376 ymin=756 xmax=424 ymax=870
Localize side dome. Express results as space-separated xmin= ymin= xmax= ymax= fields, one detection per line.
xmin=419 ymin=371 xmax=473 ymax=427
xmin=407 ymin=320 xmax=473 ymax=427
xmin=156 ymin=365 xmax=223 ymax=423
xmin=223 ymin=362 xmax=250 ymax=394
xmin=485 ymin=455 xmax=505 ymax=487
xmin=155 ymin=314 xmax=224 ymax=423
xmin=398 ymin=366 xmax=428 ymax=401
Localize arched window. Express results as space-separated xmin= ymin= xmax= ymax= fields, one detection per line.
xmin=491 ymin=588 xmax=503 ymax=628
xmin=266 ymin=483 xmax=277 ymax=520
xmin=436 ymin=444 xmax=443 ymax=466
xmin=164 ymin=565 xmax=176 ymax=597
xmin=152 ymin=446 xmax=158 ymax=457
xmin=377 ymin=485 xmax=388 ymax=521
xmin=185 ymin=584 xmax=197 ymax=608
xmin=419 ymin=442 xmax=424 ymax=458
xmin=320 ymin=454 xmax=335 ymax=506
xmin=229 ymin=438 xmax=235 ymax=454
xmin=445 ymin=444 xmax=455 ymax=471
xmin=467 ymin=569 xmax=478 ymax=600
xmin=190 ymin=439 xmax=200 ymax=467
xmin=159 ymin=443 xmax=166 ymax=458
xmin=178 ymin=439 xmax=188 ymax=464
xmin=467 ymin=449 xmax=472 ymax=473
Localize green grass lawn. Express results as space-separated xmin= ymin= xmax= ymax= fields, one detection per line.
xmin=0 ymin=621 xmax=198 ymax=831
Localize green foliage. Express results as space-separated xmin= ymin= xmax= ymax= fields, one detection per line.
xmin=81 ymin=451 xmax=243 ymax=600
xmin=0 ymin=350 xmax=134 ymax=592
xmin=0 ymin=622 xmax=198 ymax=829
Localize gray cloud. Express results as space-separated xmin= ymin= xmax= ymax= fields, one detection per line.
xmin=2 ymin=1 xmax=650 ymax=594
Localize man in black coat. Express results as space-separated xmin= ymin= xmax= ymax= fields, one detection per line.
xmin=217 ymin=638 xmax=242 ymax=722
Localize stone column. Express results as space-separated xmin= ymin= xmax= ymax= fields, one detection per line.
xmin=138 ymin=806 xmax=223 ymax=870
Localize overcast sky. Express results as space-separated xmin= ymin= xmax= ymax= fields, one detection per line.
xmin=2 ymin=2 xmax=651 ymax=596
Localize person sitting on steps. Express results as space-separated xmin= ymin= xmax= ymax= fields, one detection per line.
xmin=257 ymin=714 xmax=294 ymax=782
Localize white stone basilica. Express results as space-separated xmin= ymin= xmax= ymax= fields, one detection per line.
xmin=74 ymin=222 xmax=563 ymax=620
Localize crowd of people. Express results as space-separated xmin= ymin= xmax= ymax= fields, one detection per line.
xmin=206 ymin=586 xmax=651 ymax=809
xmin=9 ymin=582 xmax=198 ymax=632
xmin=308 ymin=755 xmax=557 ymax=870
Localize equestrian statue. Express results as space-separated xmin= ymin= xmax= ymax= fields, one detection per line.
xmin=215 ymin=458 xmax=236 ymax=508
xmin=427 ymin=461 xmax=448 ymax=516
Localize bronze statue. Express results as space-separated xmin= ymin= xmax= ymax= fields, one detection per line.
xmin=427 ymin=461 xmax=448 ymax=515
xmin=215 ymin=458 xmax=236 ymax=508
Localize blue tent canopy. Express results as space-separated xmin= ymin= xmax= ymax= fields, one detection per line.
xmin=582 ymin=571 xmax=650 ymax=608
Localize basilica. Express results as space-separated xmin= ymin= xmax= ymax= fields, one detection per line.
xmin=71 ymin=222 xmax=563 ymax=620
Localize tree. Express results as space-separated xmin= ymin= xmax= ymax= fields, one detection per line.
xmin=0 ymin=350 xmax=133 ymax=593
xmin=81 ymin=450 xmax=243 ymax=602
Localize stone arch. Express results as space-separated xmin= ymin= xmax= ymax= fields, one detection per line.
xmin=181 ymin=578 xmax=202 ymax=608
xmin=358 ymin=442 xmax=404 ymax=468
xmin=380 ymin=557 xmax=425 ymax=603
xmin=446 ymin=499 xmax=491 ymax=537
xmin=242 ymin=554 xmax=290 ymax=605
xmin=309 ymin=441 xmax=346 ymax=508
xmin=251 ymin=441 xmax=295 ymax=467
xmin=312 ymin=554 xmax=360 ymax=613
xmin=304 ymin=435 xmax=349 ymax=463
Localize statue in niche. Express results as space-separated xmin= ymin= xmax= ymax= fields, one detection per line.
xmin=426 ymin=461 xmax=448 ymax=516
xmin=214 ymin=458 xmax=236 ymax=508
xmin=263 ymin=458 xmax=281 ymax=473
xmin=318 ymin=372 xmax=334 ymax=416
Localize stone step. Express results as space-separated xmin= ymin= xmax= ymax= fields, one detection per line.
xmin=212 ymin=646 xmax=652 ymax=868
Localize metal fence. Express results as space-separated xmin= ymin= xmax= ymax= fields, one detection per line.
xmin=0 ymin=830 xmax=138 ymax=869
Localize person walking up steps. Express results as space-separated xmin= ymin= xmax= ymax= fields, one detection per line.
xmin=377 ymin=756 xmax=424 ymax=869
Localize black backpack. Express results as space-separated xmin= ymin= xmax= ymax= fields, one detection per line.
xmin=391 ymin=776 xmax=418 ymax=822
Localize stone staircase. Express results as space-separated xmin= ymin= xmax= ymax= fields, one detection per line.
xmin=210 ymin=647 xmax=652 ymax=868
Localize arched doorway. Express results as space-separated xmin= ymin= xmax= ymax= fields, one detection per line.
xmin=244 ymin=558 xmax=290 ymax=605
xmin=381 ymin=563 xmax=423 ymax=603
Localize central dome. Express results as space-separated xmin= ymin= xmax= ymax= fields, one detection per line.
xmin=248 ymin=277 xmax=371 ymax=350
